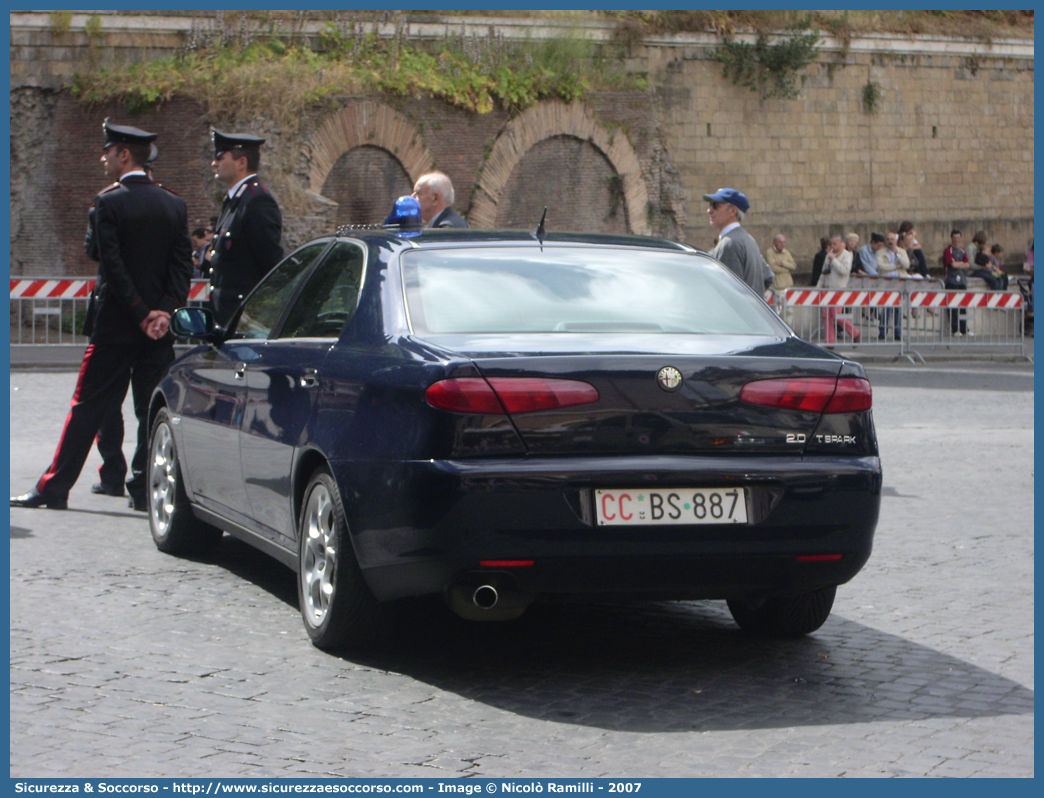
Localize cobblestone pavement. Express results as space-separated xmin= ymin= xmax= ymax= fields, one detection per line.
xmin=9 ymin=367 xmax=1033 ymax=778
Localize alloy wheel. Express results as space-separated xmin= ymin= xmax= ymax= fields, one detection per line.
xmin=149 ymin=422 xmax=176 ymax=538
xmin=300 ymin=483 xmax=337 ymax=627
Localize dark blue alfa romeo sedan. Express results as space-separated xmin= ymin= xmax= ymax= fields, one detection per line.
xmin=149 ymin=228 xmax=881 ymax=650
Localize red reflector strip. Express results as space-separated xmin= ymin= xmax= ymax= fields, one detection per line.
xmin=796 ymin=554 xmax=843 ymax=562
xmin=478 ymin=560 xmax=535 ymax=567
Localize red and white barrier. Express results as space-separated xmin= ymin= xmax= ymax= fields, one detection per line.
xmin=9 ymin=279 xmax=93 ymax=299
xmin=11 ymin=279 xmax=211 ymax=300
xmin=784 ymin=289 xmax=902 ymax=307
xmin=909 ymin=291 xmax=1022 ymax=309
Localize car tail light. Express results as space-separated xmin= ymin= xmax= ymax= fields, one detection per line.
xmin=823 ymin=378 xmax=874 ymax=413
xmin=425 ymin=378 xmax=505 ymax=414
xmin=488 ymin=377 xmax=600 ymax=414
xmin=426 ymin=377 xmax=599 ymax=415
xmin=740 ymin=377 xmax=872 ymax=413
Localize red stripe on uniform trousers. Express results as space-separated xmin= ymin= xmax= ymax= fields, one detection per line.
xmin=37 ymin=344 xmax=96 ymax=493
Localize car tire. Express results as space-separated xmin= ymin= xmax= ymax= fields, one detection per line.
xmin=148 ymin=408 xmax=223 ymax=556
xmin=726 ymin=585 xmax=837 ymax=638
xmin=297 ymin=467 xmax=385 ymax=651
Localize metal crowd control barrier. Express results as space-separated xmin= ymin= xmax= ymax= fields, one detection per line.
xmin=781 ymin=282 xmax=1029 ymax=363
xmin=905 ymin=289 xmax=1029 ymax=361
xmin=11 ymin=276 xmax=1029 ymax=362
xmin=777 ymin=276 xmax=943 ymax=358
xmin=784 ymin=287 xmax=912 ymax=358
xmin=10 ymin=278 xmax=211 ymax=346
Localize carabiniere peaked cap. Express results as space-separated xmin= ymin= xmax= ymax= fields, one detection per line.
xmin=102 ymin=118 xmax=158 ymax=149
xmin=212 ymin=128 xmax=266 ymax=157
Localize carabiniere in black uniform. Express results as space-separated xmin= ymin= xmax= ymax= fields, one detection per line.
xmin=11 ymin=120 xmax=193 ymax=510
xmin=208 ymin=128 xmax=283 ymax=325
xmin=81 ymin=143 xmax=161 ymax=498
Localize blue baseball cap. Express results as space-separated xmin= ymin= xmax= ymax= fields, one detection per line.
xmin=702 ymin=188 xmax=750 ymax=214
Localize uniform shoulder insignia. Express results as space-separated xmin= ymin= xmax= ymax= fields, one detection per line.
xmin=245 ymin=180 xmax=268 ymax=196
xmin=156 ymin=182 xmax=181 ymax=196
xmin=96 ymin=181 xmax=122 ymax=196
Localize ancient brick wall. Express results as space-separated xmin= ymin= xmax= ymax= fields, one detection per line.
xmin=11 ymin=93 xmax=219 ymax=278
xmin=495 ymin=136 xmax=629 ymax=235
xmin=9 ymin=12 xmax=1035 ymax=279
xmin=641 ymin=40 xmax=1035 ymax=271
xmin=320 ymin=146 xmax=414 ymax=229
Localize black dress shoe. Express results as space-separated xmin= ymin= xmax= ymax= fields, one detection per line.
xmin=11 ymin=488 xmax=67 ymax=510
xmin=128 ymin=495 xmax=148 ymax=512
xmin=91 ymin=482 xmax=126 ymax=497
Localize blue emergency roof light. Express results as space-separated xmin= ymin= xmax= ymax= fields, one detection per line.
xmin=384 ymin=195 xmax=422 ymax=232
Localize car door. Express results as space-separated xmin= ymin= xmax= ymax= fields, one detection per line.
xmin=173 ymin=341 xmax=253 ymax=521
xmin=182 ymin=240 xmax=332 ymax=524
xmin=239 ymin=240 xmax=368 ymax=543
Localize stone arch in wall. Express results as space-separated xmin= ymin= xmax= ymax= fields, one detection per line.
xmin=321 ymin=146 xmax=414 ymax=227
xmin=493 ymin=136 xmax=629 ymax=235
xmin=308 ymin=101 xmax=435 ymax=223
xmin=470 ymin=101 xmax=649 ymax=235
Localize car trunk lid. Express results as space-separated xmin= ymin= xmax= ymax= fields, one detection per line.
xmin=451 ymin=339 xmax=846 ymax=456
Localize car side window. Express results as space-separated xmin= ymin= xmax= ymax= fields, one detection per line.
xmin=277 ymin=242 xmax=366 ymax=339
xmin=236 ymin=242 xmax=330 ymax=339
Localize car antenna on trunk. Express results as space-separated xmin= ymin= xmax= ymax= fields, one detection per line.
xmin=532 ymin=207 xmax=547 ymax=250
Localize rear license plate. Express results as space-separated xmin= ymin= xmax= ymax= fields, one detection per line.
xmin=595 ymin=488 xmax=748 ymax=525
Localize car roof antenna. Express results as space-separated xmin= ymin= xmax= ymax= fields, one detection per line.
xmin=531 ymin=207 xmax=548 ymax=250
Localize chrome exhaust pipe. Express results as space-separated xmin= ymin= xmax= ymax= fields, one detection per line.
xmin=472 ymin=585 xmax=499 ymax=610
xmin=447 ymin=578 xmax=531 ymax=620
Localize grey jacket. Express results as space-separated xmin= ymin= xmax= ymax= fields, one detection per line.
xmin=710 ymin=226 xmax=774 ymax=291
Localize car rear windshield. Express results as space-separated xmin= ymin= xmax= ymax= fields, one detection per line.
xmin=401 ymin=246 xmax=786 ymax=336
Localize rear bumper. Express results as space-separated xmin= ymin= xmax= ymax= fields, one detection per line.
xmin=330 ymin=454 xmax=881 ymax=602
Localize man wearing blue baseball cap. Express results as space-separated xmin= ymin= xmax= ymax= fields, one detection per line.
xmin=704 ymin=187 xmax=774 ymax=292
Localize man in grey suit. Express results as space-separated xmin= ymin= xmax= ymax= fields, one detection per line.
xmin=704 ymin=187 xmax=774 ymax=292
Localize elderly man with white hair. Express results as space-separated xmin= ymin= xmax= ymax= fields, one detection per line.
xmin=764 ymin=233 xmax=797 ymax=290
xmin=411 ymin=171 xmax=469 ymax=228
xmin=845 ymin=232 xmax=860 ymax=260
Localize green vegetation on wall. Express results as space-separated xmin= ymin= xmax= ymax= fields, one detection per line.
xmin=605 ymin=9 xmax=1032 ymax=42
xmin=66 ymin=10 xmax=1033 ymax=118
xmin=69 ymin=13 xmax=647 ymax=122
xmin=49 ymin=10 xmax=73 ymax=37
xmin=716 ymin=24 xmax=822 ymax=101
xmin=861 ymin=81 xmax=883 ymax=114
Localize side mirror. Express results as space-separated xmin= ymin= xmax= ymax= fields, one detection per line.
xmin=170 ymin=306 xmax=224 ymax=344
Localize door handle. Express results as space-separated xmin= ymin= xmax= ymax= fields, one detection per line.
xmin=234 ymin=362 xmax=246 ymax=380
xmin=301 ymin=368 xmax=319 ymax=388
